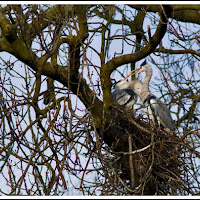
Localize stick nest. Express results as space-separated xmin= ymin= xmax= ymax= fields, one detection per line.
xmin=100 ymin=108 xmax=185 ymax=195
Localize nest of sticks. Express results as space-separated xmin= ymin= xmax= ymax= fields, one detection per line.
xmin=101 ymin=107 xmax=184 ymax=195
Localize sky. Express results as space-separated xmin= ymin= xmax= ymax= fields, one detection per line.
xmin=0 ymin=2 xmax=200 ymax=196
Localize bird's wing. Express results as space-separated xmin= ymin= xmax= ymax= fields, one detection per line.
xmin=149 ymin=98 xmax=175 ymax=131
xmin=112 ymin=89 xmax=136 ymax=106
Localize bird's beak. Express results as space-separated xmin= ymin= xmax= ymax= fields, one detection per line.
xmin=120 ymin=67 xmax=142 ymax=82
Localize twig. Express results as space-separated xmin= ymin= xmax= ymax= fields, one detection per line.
xmin=128 ymin=117 xmax=153 ymax=136
xmin=112 ymin=168 xmax=142 ymax=194
xmin=128 ymin=134 xmax=135 ymax=188
xmin=123 ymin=144 xmax=152 ymax=155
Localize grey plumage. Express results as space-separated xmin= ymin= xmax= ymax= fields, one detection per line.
xmin=112 ymin=79 xmax=143 ymax=110
xmin=144 ymin=95 xmax=175 ymax=131
xmin=112 ymin=88 xmax=137 ymax=110
xmin=131 ymin=61 xmax=176 ymax=131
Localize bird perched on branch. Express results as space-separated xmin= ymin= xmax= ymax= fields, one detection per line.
xmin=43 ymin=77 xmax=55 ymax=105
xmin=126 ymin=60 xmax=175 ymax=131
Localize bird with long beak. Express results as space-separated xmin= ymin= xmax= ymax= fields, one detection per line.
xmin=124 ymin=60 xmax=176 ymax=131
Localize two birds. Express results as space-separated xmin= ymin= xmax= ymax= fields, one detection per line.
xmin=112 ymin=60 xmax=175 ymax=131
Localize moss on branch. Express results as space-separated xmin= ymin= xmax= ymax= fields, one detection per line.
xmin=0 ymin=11 xmax=17 ymax=42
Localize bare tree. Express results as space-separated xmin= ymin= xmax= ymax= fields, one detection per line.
xmin=0 ymin=4 xmax=200 ymax=195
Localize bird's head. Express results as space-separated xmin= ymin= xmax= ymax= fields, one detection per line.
xmin=123 ymin=60 xmax=152 ymax=79
xmin=135 ymin=60 xmax=152 ymax=74
xmin=131 ymin=80 xmax=143 ymax=95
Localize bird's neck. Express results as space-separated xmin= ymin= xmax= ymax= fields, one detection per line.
xmin=143 ymin=70 xmax=152 ymax=91
xmin=115 ymin=81 xmax=132 ymax=90
xmin=115 ymin=81 xmax=125 ymax=90
xmin=140 ymin=91 xmax=152 ymax=103
xmin=139 ymin=70 xmax=152 ymax=102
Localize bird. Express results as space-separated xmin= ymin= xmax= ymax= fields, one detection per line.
xmin=111 ymin=78 xmax=143 ymax=111
xmin=43 ymin=77 xmax=55 ymax=105
xmin=125 ymin=60 xmax=176 ymax=131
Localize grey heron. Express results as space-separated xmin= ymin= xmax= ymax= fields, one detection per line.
xmin=112 ymin=78 xmax=143 ymax=110
xmin=126 ymin=60 xmax=175 ymax=131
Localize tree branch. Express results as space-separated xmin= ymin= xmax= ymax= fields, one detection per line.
xmin=100 ymin=5 xmax=171 ymax=110
xmin=128 ymin=4 xmax=200 ymax=25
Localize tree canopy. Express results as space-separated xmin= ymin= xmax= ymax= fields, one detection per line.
xmin=0 ymin=4 xmax=200 ymax=195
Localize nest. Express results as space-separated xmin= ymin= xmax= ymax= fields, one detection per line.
xmin=100 ymin=107 xmax=184 ymax=195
